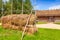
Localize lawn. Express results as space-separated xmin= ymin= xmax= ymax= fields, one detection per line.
xmin=54 ymin=22 xmax=60 ymax=25
xmin=36 ymin=21 xmax=47 ymax=24
xmin=0 ymin=25 xmax=60 ymax=40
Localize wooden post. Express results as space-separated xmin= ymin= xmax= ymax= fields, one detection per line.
xmin=21 ymin=14 xmax=32 ymax=40
xmin=22 ymin=0 xmax=23 ymax=14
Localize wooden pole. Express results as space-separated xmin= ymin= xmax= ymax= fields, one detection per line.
xmin=21 ymin=0 xmax=36 ymax=40
xmin=35 ymin=0 xmax=37 ymax=26
xmin=11 ymin=0 xmax=13 ymax=15
xmin=21 ymin=13 xmax=32 ymax=40
xmin=22 ymin=0 xmax=23 ymax=14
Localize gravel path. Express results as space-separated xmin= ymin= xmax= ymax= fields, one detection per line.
xmin=36 ymin=23 xmax=60 ymax=30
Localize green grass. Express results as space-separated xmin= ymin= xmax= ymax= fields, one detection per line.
xmin=36 ymin=21 xmax=47 ymax=24
xmin=54 ymin=22 xmax=60 ymax=24
xmin=0 ymin=25 xmax=60 ymax=40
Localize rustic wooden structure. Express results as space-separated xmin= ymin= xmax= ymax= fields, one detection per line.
xmin=36 ymin=9 xmax=60 ymax=22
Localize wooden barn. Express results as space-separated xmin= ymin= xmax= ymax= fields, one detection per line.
xmin=36 ymin=9 xmax=60 ymax=22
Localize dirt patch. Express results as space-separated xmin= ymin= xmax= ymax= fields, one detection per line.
xmin=36 ymin=23 xmax=60 ymax=30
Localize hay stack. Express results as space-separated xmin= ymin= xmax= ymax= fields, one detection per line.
xmin=1 ymin=14 xmax=37 ymax=34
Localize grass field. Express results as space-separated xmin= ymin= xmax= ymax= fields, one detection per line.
xmin=54 ymin=22 xmax=60 ymax=25
xmin=0 ymin=25 xmax=60 ymax=40
xmin=36 ymin=21 xmax=47 ymax=24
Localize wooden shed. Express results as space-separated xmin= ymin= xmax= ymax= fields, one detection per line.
xmin=36 ymin=9 xmax=60 ymax=22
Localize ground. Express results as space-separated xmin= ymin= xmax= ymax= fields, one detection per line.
xmin=36 ymin=22 xmax=60 ymax=30
xmin=0 ymin=22 xmax=60 ymax=40
xmin=0 ymin=25 xmax=60 ymax=40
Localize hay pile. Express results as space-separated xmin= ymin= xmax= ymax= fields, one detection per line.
xmin=1 ymin=14 xmax=37 ymax=34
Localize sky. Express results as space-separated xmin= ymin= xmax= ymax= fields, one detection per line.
xmin=3 ymin=0 xmax=60 ymax=10
xmin=31 ymin=0 xmax=60 ymax=10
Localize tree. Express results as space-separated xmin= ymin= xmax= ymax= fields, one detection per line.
xmin=0 ymin=0 xmax=2 ymax=17
xmin=4 ymin=0 xmax=22 ymax=14
xmin=12 ymin=0 xmax=22 ymax=14
xmin=0 ymin=0 xmax=2 ymax=9
xmin=23 ymin=0 xmax=33 ymax=14
xmin=2 ymin=0 xmax=33 ymax=14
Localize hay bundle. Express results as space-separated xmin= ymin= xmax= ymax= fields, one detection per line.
xmin=1 ymin=14 xmax=37 ymax=34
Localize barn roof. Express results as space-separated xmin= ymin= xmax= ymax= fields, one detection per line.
xmin=36 ymin=9 xmax=60 ymax=16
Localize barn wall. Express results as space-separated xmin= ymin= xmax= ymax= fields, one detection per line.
xmin=37 ymin=16 xmax=60 ymax=22
xmin=37 ymin=16 xmax=48 ymax=22
xmin=55 ymin=16 xmax=60 ymax=22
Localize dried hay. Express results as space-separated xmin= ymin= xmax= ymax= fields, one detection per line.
xmin=1 ymin=14 xmax=37 ymax=34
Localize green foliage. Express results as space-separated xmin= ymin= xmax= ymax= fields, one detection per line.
xmin=0 ymin=0 xmax=2 ymax=17
xmin=3 ymin=0 xmax=33 ymax=15
xmin=23 ymin=0 xmax=33 ymax=14
xmin=0 ymin=0 xmax=33 ymax=17
xmin=0 ymin=0 xmax=2 ymax=9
